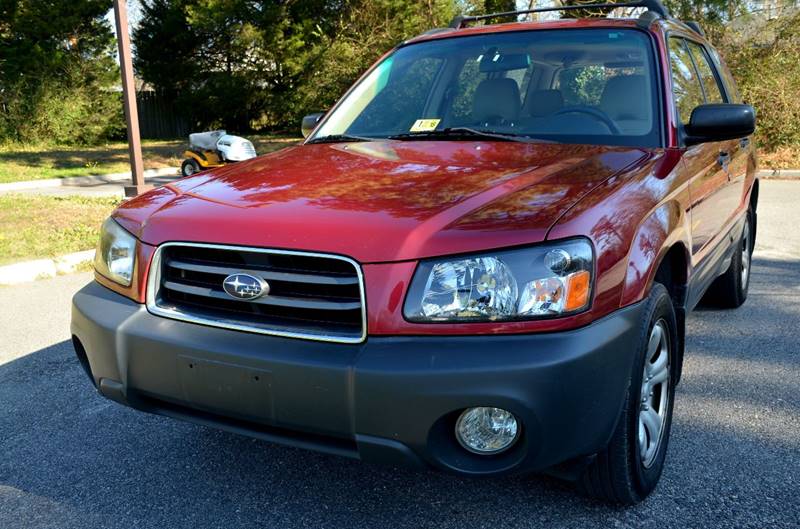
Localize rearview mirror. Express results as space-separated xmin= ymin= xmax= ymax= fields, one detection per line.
xmin=478 ymin=52 xmax=530 ymax=73
xmin=684 ymin=104 xmax=755 ymax=145
xmin=301 ymin=112 xmax=325 ymax=138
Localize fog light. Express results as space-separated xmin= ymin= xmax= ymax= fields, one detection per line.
xmin=455 ymin=407 xmax=519 ymax=454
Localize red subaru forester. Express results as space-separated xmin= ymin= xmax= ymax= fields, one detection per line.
xmin=72 ymin=0 xmax=757 ymax=504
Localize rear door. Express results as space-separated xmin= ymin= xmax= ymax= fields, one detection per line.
xmin=668 ymin=36 xmax=728 ymax=258
xmin=707 ymin=45 xmax=753 ymax=220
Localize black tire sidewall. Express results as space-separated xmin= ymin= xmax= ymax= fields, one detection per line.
xmin=629 ymin=284 xmax=678 ymax=495
xmin=739 ymin=209 xmax=754 ymax=300
xmin=181 ymin=159 xmax=199 ymax=177
xmin=700 ymin=208 xmax=754 ymax=308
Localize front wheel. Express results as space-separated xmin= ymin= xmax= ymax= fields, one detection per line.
xmin=579 ymin=283 xmax=677 ymax=504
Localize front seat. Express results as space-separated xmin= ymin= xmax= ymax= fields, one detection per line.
xmin=599 ymin=75 xmax=651 ymax=134
xmin=472 ymin=78 xmax=521 ymax=124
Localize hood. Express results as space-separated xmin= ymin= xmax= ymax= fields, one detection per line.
xmin=114 ymin=141 xmax=652 ymax=263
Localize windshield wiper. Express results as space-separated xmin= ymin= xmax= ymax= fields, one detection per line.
xmin=307 ymin=133 xmax=377 ymax=144
xmin=386 ymin=127 xmax=557 ymax=143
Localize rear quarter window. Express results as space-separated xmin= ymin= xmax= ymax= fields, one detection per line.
xmin=557 ymin=64 xmax=650 ymax=107
xmin=450 ymin=55 xmax=532 ymax=123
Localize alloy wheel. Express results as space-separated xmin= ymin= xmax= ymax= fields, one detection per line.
xmin=638 ymin=319 xmax=670 ymax=468
xmin=741 ymin=219 xmax=751 ymax=287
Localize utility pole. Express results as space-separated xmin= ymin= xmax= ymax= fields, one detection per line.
xmin=112 ymin=0 xmax=151 ymax=198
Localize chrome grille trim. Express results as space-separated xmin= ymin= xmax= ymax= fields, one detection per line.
xmin=145 ymin=242 xmax=367 ymax=344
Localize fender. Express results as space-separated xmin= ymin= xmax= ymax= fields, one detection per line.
xmin=546 ymin=148 xmax=687 ymax=322
xmin=619 ymin=148 xmax=691 ymax=307
xmin=620 ymin=199 xmax=691 ymax=307
xmin=616 ymin=152 xmax=693 ymax=384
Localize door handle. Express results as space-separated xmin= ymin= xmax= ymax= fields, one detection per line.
xmin=740 ymin=137 xmax=751 ymax=149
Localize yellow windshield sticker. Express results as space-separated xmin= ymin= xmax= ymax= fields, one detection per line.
xmin=410 ymin=119 xmax=441 ymax=132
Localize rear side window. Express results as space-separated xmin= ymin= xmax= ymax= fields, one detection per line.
xmin=449 ymin=54 xmax=532 ymax=124
xmin=668 ymin=37 xmax=705 ymax=124
xmin=686 ymin=41 xmax=725 ymax=104
xmin=557 ymin=63 xmax=651 ymax=107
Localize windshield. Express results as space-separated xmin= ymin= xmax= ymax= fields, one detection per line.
xmin=312 ymin=28 xmax=661 ymax=147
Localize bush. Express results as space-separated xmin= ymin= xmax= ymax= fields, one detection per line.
xmin=722 ymin=13 xmax=800 ymax=152
xmin=0 ymin=0 xmax=123 ymax=146
xmin=0 ymin=80 xmax=124 ymax=146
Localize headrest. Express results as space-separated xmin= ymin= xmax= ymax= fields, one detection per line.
xmin=600 ymin=75 xmax=648 ymax=120
xmin=472 ymin=78 xmax=521 ymax=123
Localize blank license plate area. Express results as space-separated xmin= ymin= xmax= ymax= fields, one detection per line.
xmin=177 ymin=355 xmax=273 ymax=421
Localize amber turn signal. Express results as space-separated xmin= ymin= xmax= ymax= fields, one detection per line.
xmin=565 ymin=270 xmax=591 ymax=312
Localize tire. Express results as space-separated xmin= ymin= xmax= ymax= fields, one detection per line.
xmin=702 ymin=209 xmax=754 ymax=308
xmin=181 ymin=158 xmax=201 ymax=177
xmin=578 ymin=283 xmax=677 ymax=505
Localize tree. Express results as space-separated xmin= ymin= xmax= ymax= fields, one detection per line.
xmin=134 ymin=0 xmax=348 ymax=131
xmin=133 ymin=0 xmax=458 ymax=132
xmin=484 ymin=0 xmax=516 ymax=12
xmin=0 ymin=0 xmax=123 ymax=144
xmin=286 ymin=0 xmax=463 ymax=127
xmin=723 ymin=10 xmax=800 ymax=150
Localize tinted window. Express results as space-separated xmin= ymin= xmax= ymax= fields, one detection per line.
xmin=668 ymin=37 xmax=704 ymax=124
xmin=315 ymin=29 xmax=662 ymax=148
xmin=686 ymin=41 xmax=724 ymax=103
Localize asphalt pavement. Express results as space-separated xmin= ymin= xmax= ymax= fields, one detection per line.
xmin=1 ymin=181 xmax=798 ymax=528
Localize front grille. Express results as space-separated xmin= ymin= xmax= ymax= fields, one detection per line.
xmin=146 ymin=243 xmax=366 ymax=343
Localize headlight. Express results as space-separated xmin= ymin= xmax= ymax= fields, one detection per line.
xmin=404 ymin=239 xmax=593 ymax=322
xmin=94 ymin=218 xmax=137 ymax=286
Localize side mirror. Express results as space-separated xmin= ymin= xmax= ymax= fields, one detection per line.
xmin=301 ymin=112 xmax=325 ymax=139
xmin=684 ymin=103 xmax=755 ymax=145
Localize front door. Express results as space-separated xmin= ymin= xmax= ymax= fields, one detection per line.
xmin=668 ymin=36 xmax=732 ymax=259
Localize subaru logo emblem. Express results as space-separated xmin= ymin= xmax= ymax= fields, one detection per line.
xmin=223 ymin=273 xmax=269 ymax=301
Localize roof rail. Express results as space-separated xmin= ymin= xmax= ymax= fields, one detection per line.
xmin=683 ymin=20 xmax=705 ymax=37
xmin=449 ymin=0 xmax=671 ymax=29
xmin=416 ymin=27 xmax=457 ymax=38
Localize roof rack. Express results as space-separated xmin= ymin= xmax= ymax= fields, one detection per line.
xmin=449 ymin=0 xmax=671 ymax=29
xmin=683 ymin=20 xmax=705 ymax=37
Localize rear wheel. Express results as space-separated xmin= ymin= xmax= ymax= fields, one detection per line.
xmin=702 ymin=209 xmax=753 ymax=308
xmin=181 ymin=158 xmax=201 ymax=177
xmin=578 ymin=283 xmax=677 ymax=505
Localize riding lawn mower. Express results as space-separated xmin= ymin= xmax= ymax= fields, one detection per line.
xmin=181 ymin=130 xmax=258 ymax=177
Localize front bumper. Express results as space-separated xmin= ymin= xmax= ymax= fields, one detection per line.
xmin=71 ymin=280 xmax=645 ymax=476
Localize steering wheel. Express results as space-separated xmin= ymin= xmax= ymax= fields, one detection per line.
xmin=553 ymin=106 xmax=621 ymax=135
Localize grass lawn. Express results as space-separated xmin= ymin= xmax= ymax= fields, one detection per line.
xmin=0 ymin=135 xmax=300 ymax=184
xmin=0 ymin=194 xmax=122 ymax=266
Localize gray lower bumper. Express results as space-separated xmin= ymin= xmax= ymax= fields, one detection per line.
xmin=71 ymin=280 xmax=645 ymax=476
